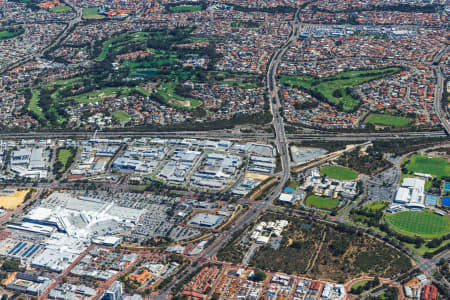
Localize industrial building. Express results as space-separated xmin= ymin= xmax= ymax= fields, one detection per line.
xmin=10 ymin=148 xmax=49 ymax=179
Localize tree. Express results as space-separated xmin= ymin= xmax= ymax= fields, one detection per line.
xmin=1 ymin=259 xmax=21 ymax=272
xmin=252 ymin=269 xmax=267 ymax=282
xmin=211 ymin=293 xmax=221 ymax=300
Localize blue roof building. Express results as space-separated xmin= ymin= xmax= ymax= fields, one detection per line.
xmin=283 ymin=187 xmax=294 ymax=194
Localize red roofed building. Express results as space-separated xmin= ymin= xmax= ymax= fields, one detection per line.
xmin=310 ymin=281 xmax=321 ymax=291
xmin=422 ymin=285 xmax=437 ymax=300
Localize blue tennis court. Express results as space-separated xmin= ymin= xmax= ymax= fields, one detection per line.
xmin=443 ymin=182 xmax=450 ymax=193
xmin=425 ymin=194 xmax=438 ymax=206
xmin=442 ymin=197 xmax=450 ymax=206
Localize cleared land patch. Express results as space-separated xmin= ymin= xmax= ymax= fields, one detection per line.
xmin=365 ymin=113 xmax=412 ymax=127
xmin=279 ymin=67 xmax=401 ymax=111
xmin=385 ymin=211 xmax=450 ymax=238
xmin=320 ymin=165 xmax=358 ymax=180
xmin=0 ymin=189 xmax=30 ymax=210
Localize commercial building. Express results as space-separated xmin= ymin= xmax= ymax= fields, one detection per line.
xmin=188 ymin=213 xmax=222 ymax=228
xmin=49 ymin=284 xmax=97 ymax=299
xmin=102 ymin=281 xmax=123 ymax=300
xmin=395 ymin=178 xmax=425 ymax=209
xmin=5 ymin=272 xmax=52 ymax=296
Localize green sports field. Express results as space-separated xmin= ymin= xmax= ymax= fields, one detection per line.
xmin=305 ymin=195 xmax=339 ymax=210
xmin=365 ymin=113 xmax=412 ymax=127
xmin=321 ymin=165 xmax=358 ymax=180
xmin=405 ymin=154 xmax=450 ymax=178
xmin=50 ymin=5 xmax=72 ymax=13
xmin=385 ymin=210 xmax=450 ymax=238
xmin=169 ymin=5 xmax=202 ymax=12
xmin=82 ymin=7 xmax=104 ymax=19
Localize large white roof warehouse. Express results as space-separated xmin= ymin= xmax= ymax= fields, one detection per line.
xmin=23 ymin=192 xmax=144 ymax=239
xmin=394 ymin=178 xmax=426 ymax=210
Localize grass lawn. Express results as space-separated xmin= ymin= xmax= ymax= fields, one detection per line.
xmin=169 ymin=5 xmax=202 ymax=12
xmin=0 ymin=28 xmax=23 ymax=39
xmin=97 ymin=31 xmax=167 ymax=61
xmin=321 ymin=165 xmax=358 ymax=180
xmin=385 ymin=210 xmax=450 ymax=238
xmin=50 ymin=5 xmax=72 ymax=13
xmin=82 ymin=7 xmax=104 ymax=19
xmin=305 ymin=195 xmax=339 ymax=210
xmin=222 ymin=81 xmax=258 ymax=89
xmin=288 ymin=181 xmax=299 ymax=189
xmin=96 ymin=33 xmax=129 ymax=60
xmin=28 ymin=89 xmax=44 ymax=120
xmin=405 ymin=155 xmax=450 ymax=178
xmin=57 ymin=149 xmax=73 ymax=167
xmin=363 ymin=201 xmax=389 ymax=212
xmin=350 ymin=280 xmax=370 ymax=291
xmin=279 ymin=67 xmax=401 ymax=111
xmin=71 ymin=86 xmax=133 ymax=103
xmin=365 ymin=113 xmax=412 ymax=127
xmin=402 ymin=239 xmax=450 ymax=256
xmin=112 ymin=110 xmax=131 ymax=124
xmin=156 ymin=82 xmax=201 ymax=110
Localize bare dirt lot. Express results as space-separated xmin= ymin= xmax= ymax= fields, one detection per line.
xmin=244 ymin=172 xmax=269 ymax=181
xmin=0 ymin=189 xmax=30 ymax=210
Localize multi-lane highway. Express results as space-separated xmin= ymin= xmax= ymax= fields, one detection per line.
xmin=154 ymin=9 xmax=304 ymax=299
xmin=434 ymin=65 xmax=450 ymax=134
xmin=0 ymin=130 xmax=445 ymax=141
xmin=265 ymin=9 xmax=303 ymax=203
